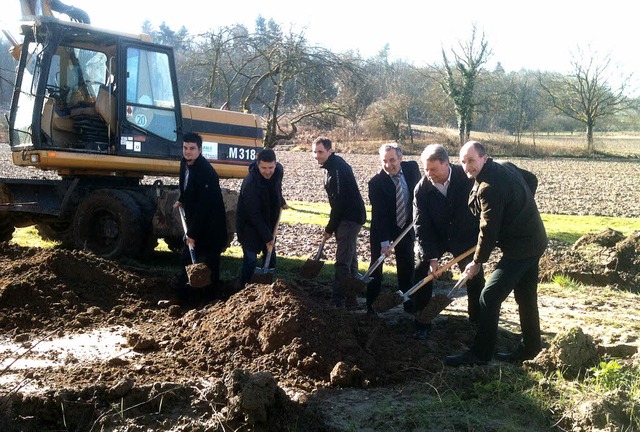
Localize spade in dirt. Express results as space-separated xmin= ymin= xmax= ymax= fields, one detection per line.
xmin=300 ymin=237 xmax=326 ymax=279
xmin=372 ymin=246 xmax=475 ymax=313
xmin=343 ymin=222 xmax=415 ymax=296
xmin=250 ymin=214 xmax=281 ymax=284
xmin=178 ymin=206 xmax=211 ymax=288
xmin=416 ymin=274 xmax=469 ymax=324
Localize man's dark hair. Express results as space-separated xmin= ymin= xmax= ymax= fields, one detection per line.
xmin=257 ymin=148 xmax=276 ymax=163
xmin=183 ymin=132 xmax=203 ymax=149
xmin=313 ymin=136 xmax=332 ymax=150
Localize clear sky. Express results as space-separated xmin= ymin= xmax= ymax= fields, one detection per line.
xmin=2 ymin=0 xmax=637 ymax=80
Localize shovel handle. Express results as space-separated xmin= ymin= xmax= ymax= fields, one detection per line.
xmin=188 ymin=245 xmax=197 ymax=264
xmin=178 ymin=206 xmax=198 ymax=264
xmin=403 ymin=246 xmax=476 ymax=299
xmin=261 ymin=211 xmax=281 ymax=270
xmin=178 ymin=206 xmax=188 ymax=236
xmin=390 ymin=221 xmax=415 ymax=250
xmin=314 ymin=238 xmax=326 ymax=261
xmin=446 ymin=274 xmax=469 ymax=298
xmin=363 ymin=221 xmax=416 ymax=279
xmin=262 ymin=244 xmax=274 ymax=270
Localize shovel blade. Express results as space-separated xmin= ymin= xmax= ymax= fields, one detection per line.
xmin=416 ymin=294 xmax=453 ymax=323
xmin=372 ymin=289 xmax=405 ymax=313
xmin=250 ymin=268 xmax=274 ymax=284
xmin=300 ymin=259 xmax=324 ymax=279
xmin=186 ymin=263 xmax=211 ymax=288
xmin=342 ymin=274 xmax=367 ymax=296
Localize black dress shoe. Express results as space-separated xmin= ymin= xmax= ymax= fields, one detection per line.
xmin=495 ymin=345 xmax=539 ymax=363
xmin=445 ymin=350 xmax=489 ymax=366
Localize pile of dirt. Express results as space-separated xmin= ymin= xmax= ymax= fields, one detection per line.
xmin=525 ymin=326 xmax=600 ymax=378
xmin=182 ymin=278 xmax=441 ymax=392
xmin=0 ymin=243 xmax=170 ymax=337
xmin=0 ymin=243 xmax=446 ymax=430
xmin=539 ymin=229 xmax=640 ymax=289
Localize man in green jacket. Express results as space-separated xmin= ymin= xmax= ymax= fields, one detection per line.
xmin=446 ymin=141 xmax=548 ymax=366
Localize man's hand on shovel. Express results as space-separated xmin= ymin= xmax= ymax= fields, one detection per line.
xmin=463 ymin=260 xmax=481 ymax=279
xmin=186 ymin=236 xmax=196 ymax=249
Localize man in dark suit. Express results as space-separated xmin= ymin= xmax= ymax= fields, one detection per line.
xmin=368 ymin=143 xmax=421 ymax=321
xmin=446 ymin=141 xmax=548 ymax=366
xmin=412 ymin=144 xmax=484 ymax=337
xmin=173 ymin=132 xmax=228 ymax=302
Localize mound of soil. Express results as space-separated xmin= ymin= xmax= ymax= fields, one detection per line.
xmin=0 ymin=243 xmax=445 ymax=430
xmin=0 ymin=243 xmax=169 ymax=336
xmin=525 ymin=326 xmax=600 ymax=379
xmin=539 ymin=229 xmax=640 ymax=289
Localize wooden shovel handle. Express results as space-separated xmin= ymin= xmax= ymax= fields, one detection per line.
xmin=403 ymin=246 xmax=476 ymax=298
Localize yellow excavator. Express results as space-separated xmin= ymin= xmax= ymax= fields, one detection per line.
xmin=1 ymin=0 xmax=264 ymax=258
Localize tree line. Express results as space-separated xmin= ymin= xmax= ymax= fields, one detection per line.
xmin=2 ymin=18 xmax=638 ymax=153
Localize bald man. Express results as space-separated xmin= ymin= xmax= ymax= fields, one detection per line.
xmin=446 ymin=141 xmax=547 ymax=366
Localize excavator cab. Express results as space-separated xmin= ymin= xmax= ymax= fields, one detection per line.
xmin=9 ymin=18 xmax=183 ymax=171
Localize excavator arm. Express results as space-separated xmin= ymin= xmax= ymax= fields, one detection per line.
xmin=19 ymin=0 xmax=90 ymax=24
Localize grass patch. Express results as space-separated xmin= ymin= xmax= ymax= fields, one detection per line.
xmin=542 ymin=214 xmax=640 ymax=244
xmin=9 ymin=226 xmax=58 ymax=248
xmin=282 ymin=202 xmax=640 ymax=246
xmin=374 ymin=367 xmax=552 ymax=431
xmin=285 ymin=200 xmax=372 ymax=229
xmin=552 ymin=274 xmax=581 ymax=290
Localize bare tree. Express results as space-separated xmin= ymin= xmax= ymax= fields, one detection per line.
xmin=237 ymin=22 xmax=363 ymax=147
xmin=539 ymin=47 xmax=637 ymax=153
xmin=435 ymin=25 xmax=491 ymax=145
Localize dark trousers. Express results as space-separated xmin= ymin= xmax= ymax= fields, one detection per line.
xmin=177 ymin=245 xmax=221 ymax=301
xmin=239 ymin=244 xmax=277 ymax=288
xmin=367 ymin=226 xmax=414 ymax=310
xmin=473 ymin=255 xmax=542 ymax=360
xmin=333 ymin=220 xmax=362 ymax=305
xmin=407 ymin=254 xmax=484 ymax=320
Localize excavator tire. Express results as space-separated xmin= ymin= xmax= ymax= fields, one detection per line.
xmin=123 ymin=190 xmax=157 ymax=258
xmin=72 ymin=189 xmax=144 ymax=258
xmin=0 ymin=220 xmax=14 ymax=243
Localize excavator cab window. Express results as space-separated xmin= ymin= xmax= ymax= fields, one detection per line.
xmin=125 ymin=47 xmax=177 ymax=142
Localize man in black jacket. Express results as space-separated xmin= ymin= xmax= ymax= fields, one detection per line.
xmin=313 ymin=136 xmax=366 ymax=308
xmin=446 ymin=141 xmax=548 ymax=366
xmin=236 ymin=149 xmax=285 ymax=289
xmin=412 ymin=144 xmax=484 ymax=337
xmin=174 ymin=132 xmax=227 ymax=302
xmin=368 ymin=143 xmax=421 ymax=317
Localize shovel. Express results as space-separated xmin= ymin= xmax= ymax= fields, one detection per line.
xmin=300 ymin=237 xmax=326 ymax=279
xmin=372 ymin=246 xmax=475 ymax=313
xmin=250 ymin=213 xmax=281 ymax=284
xmin=343 ymin=221 xmax=415 ymax=296
xmin=416 ymin=274 xmax=469 ymax=323
xmin=178 ymin=206 xmax=211 ymax=288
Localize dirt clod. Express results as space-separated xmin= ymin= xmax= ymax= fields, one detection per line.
xmin=186 ymin=262 xmax=211 ymax=288
xmin=525 ymin=326 xmax=600 ymax=378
